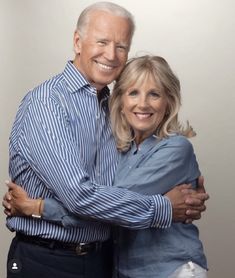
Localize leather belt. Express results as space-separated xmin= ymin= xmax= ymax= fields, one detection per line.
xmin=16 ymin=233 xmax=103 ymax=255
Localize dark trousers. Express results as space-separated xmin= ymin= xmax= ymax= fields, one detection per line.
xmin=7 ymin=235 xmax=113 ymax=278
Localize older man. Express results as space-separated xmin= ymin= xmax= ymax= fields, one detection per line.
xmin=4 ymin=2 xmax=208 ymax=278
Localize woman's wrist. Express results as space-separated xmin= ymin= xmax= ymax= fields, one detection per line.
xmin=27 ymin=198 xmax=43 ymax=218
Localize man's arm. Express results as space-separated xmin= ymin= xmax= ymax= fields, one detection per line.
xmin=10 ymin=96 xmax=171 ymax=229
xmin=7 ymin=97 xmax=208 ymax=228
xmin=3 ymin=180 xmax=208 ymax=226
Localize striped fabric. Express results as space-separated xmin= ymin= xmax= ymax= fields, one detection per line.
xmin=7 ymin=61 xmax=172 ymax=243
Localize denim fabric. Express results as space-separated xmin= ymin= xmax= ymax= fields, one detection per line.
xmin=113 ymin=135 xmax=207 ymax=278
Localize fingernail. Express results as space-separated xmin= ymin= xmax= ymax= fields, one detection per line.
xmin=5 ymin=180 xmax=10 ymax=185
xmin=186 ymin=210 xmax=191 ymax=215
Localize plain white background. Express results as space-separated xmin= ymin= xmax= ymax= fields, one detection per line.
xmin=0 ymin=0 xmax=235 ymax=277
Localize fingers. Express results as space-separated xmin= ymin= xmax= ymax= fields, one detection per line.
xmin=2 ymin=192 xmax=12 ymax=210
xmin=184 ymin=218 xmax=193 ymax=224
xmin=185 ymin=204 xmax=206 ymax=221
xmin=2 ymin=198 xmax=12 ymax=216
xmin=3 ymin=191 xmax=12 ymax=202
xmin=5 ymin=180 xmax=18 ymax=191
xmin=2 ymin=198 xmax=11 ymax=209
xmin=4 ymin=209 xmax=12 ymax=216
xmin=185 ymin=193 xmax=209 ymax=206
xmin=2 ymin=189 xmax=13 ymax=216
xmin=186 ymin=204 xmax=206 ymax=214
xmin=177 ymin=183 xmax=193 ymax=190
xmin=2 ymin=191 xmax=12 ymax=215
xmin=181 ymin=188 xmax=195 ymax=194
xmin=185 ymin=210 xmax=202 ymax=220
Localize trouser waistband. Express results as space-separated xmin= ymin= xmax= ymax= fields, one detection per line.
xmin=16 ymin=232 xmax=104 ymax=255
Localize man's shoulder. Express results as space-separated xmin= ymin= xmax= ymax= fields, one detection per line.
xmin=30 ymin=72 xmax=64 ymax=100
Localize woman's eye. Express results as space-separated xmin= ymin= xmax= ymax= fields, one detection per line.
xmin=128 ymin=90 xmax=138 ymax=96
xmin=149 ymin=91 xmax=160 ymax=98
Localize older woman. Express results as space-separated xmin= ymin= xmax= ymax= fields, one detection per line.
xmin=109 ymin=55 xmax=207 ymax=277
xmin=4 ymin=55 xmax=207 ymax=277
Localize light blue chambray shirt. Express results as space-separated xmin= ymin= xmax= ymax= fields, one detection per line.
xmin=7 ymin=61 xmax=172 ymax=243
xmin=113 ymin=135 xmax=207 ymax=278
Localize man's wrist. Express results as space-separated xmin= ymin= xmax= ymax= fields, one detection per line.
xmin=151 ymin=195 xmax=172 ymax=229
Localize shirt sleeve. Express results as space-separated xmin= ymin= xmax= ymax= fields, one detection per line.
xmin=114 ymin=136 xmax=201 ymax=196
xmin=43 ymin=198 xmax=99 ymax=227
xmin=19 ymin=96 xmax=171 ymax=229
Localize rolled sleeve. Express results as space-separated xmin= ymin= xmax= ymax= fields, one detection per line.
xmin=43 ymin=198 xmax=91 ymax=227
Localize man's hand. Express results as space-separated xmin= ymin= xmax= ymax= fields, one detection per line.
xmin=165 ymin=176 xmax=209 ymax=223
xmin=2 ymin=181 xmax=41 ymax=217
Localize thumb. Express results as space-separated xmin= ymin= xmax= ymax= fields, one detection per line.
xmin=177 ymin=183 xmax=192 ymax=190
xmin=197 ymin=176 xmax=205 ymax=193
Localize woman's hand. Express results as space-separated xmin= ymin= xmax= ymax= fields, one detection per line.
xmin=2 ymin=181 xmax=43 ymax=217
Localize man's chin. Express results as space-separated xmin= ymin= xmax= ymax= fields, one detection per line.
xmin=92 ymin=77 xmax=116 ymax=90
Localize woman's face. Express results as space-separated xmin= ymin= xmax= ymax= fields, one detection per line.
xmin=121 ymin=75 xmax=168 ymax=144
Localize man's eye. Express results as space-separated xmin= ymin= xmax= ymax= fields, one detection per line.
xmin=117 ymin=45 xmax=127 ymax=51
xmin=97 ymin=41 xmax=106 ymax=46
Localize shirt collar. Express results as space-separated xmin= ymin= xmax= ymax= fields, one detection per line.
xmin=130 ymin=135 xmax=160 ymax=155
xmin=62 ymin=61 xmax=110 ymax=98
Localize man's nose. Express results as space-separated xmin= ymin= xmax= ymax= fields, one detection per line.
xmin=104 ymin=44 xmax=116 ymax=60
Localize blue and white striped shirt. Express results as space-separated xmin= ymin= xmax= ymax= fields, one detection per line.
xmin=7 ymin=61 xmax=172 ymax=243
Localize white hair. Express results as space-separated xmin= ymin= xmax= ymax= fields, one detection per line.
xmin=76 ymin=2 xmax=135 ymax=39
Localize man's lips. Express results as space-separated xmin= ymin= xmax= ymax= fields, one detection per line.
xmin=95 ymin=61 xmax=117 ymax=71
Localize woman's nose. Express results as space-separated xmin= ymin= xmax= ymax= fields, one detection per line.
xmin=138 ymin=95 xmax=148 ymax=108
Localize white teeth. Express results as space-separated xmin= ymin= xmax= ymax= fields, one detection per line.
xmin=97 ymin=62 xmax=114 ymax=70
xmin=135 ymin=113 xmax=151 ymax=119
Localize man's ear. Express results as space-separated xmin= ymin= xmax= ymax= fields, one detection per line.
xmin=73 ymin=30 xmax=82 ymax=54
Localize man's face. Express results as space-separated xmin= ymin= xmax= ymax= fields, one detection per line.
xmin=73 ymin=10 xmax=132 ymax=91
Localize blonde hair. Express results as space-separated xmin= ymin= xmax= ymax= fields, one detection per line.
xmin=109 ymin=55 xmax=195 ymax=152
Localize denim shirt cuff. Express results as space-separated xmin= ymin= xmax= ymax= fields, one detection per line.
xmin=42 ymin=198 xmax=66 ymax=223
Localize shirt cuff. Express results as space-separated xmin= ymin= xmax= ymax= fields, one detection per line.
xmin=42 ymin=198 xmax=66 ymax=222
xmin=151 ymin=195 xmax=172 ymax=229
xmin=42 ymin=198 xmax=93 ymax=227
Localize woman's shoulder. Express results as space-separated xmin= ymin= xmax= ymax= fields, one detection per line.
xmin=163 ymin=134 xmax=192 ymax=145
xmin=159 ymin=134 xmax=194 ymax=154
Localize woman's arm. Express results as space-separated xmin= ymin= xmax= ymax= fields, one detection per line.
xmin=3 ymin=181 xmax=88 ymax=227
xmin=3 ymin=136 xmax=208 ymax=226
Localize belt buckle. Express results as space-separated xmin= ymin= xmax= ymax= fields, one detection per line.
xmin=75 ymin=243 xmax=88 ymax=256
